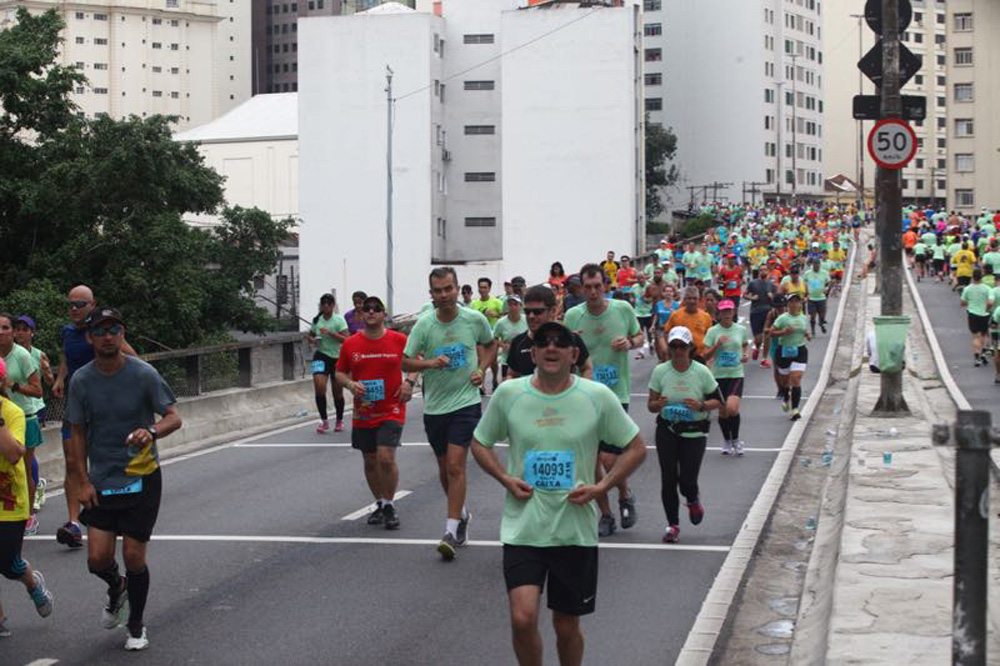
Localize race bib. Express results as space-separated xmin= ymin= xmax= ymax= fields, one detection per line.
xmin=717 ymin=350 xmax=740 ymax=367
xmin=662 ymin=403 xmax=694 ymax=422
xmin=100 ymin=478 xmax=143 ymax=497
xmin=593 ymin=364 xmax=620 ymax=387
xmin=360 ymin=379 xmax=385 ymax=402
xmin=433 ymin=344 xmax=467 ymax=370
xmin=782 ymin=345 xmax=800 ymax=359
xmin=523 ymin=450 xmax=576 ymax=490
xmin=808 ymin=279 xmax=823 ymax=292
xmin=310 ymin=360 xmax=327 ymax=374
xmin=726 ymin=281 xmax=738 ymax=290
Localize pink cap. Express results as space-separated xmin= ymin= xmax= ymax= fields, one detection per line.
xmin=718 ymin=300 xmax=736 ymax=311
xmin=0 ymin=357 xmax=6 ymax=380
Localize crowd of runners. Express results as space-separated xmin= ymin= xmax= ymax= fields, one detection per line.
xmin=5 ymin=202 xmax=997 ymax=664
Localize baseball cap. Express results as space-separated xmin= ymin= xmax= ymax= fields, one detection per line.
xmin=718 ymin=299 xmax=736 ymax=311
xmin=667 ymin=326 xmax=693 ymax=346
xmin=660 ymin=238 xmax=668 ymax=245
xmin=15 ymin=315 xmax=36 ymax=330
xmin=86 ymin=307 xmax=124 ymax=330
xmin=533 ymin=321 xmax=574 ymax=347
xmin=786 ymin=292 xmax=803 ymax=301
xmin=362 ymin=296 xmax=385 ymax=310
xmin=507 ymin=294 xmax=523 ymax=304
xmin=790 ymin=264 xmax=800 ymax=273
xmin=726 ymin=253 xmax=736 ymax=259
xmin=772 ymin=295 xmax=787 ymax=307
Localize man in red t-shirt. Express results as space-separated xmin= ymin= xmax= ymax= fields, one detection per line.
xmin=335 ymin=296 xmax=415 ymax=530
xmin=616 ymin=255 xmax=637 ymax=289
xmin=718 ymin=253 xmax=744 ymax=317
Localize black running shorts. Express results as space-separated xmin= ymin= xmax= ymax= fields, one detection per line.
xmin=503 ymin=545 xmax=598 ymax=616
xmin=79 ymin=469 xmax=162 ymax=543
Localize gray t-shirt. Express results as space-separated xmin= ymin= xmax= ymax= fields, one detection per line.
xmin=68 ymin=356 xmax=176 ymax=492
xmin=746 ymin=279 xmax=777 ymax=314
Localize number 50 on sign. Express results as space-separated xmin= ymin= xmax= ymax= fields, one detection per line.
xmin=867 ymin=118 xmax=917 ymax=170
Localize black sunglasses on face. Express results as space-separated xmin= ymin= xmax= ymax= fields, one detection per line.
xmin=361 ymin=305 xmax=384 ymax=313
xmin=533 ymin=336 xmax=573 ymax=349
xmin=68 ymin=300 xmax=90 ymax=309
xmin=524 ymin=308 xmax=548 ymax=316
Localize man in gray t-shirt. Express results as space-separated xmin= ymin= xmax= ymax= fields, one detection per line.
xmin=744 ymin=273 xmax=778 ymax=359
xmin=65 ymin=307 xmax=181 ymax=652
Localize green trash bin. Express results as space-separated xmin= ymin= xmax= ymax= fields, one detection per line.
xmin=873 ymin=316 xmax=911 ymax=373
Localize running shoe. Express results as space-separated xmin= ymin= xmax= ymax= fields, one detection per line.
xmin=34 ymin=477 xmax=46 ymax=510
xmin=791 ymin=409 xmax=802 ymax=421
xmin=437 ymin=533 xmax=458 ymax=561
xmin=383 ymin=504 xmax=400 ymax=530
xmin=782 ymin=400 xmax=791 ymax=413
xmin=56 ymin=521 xmax=83 ymax=549
xmin=366 ymin=506 xmax=385 ymax=526
xmin=619 ymin=492 xmax=637 ymax=529
xmin=456 ymin=511 xmax=472 ymax=546
xmin=102 ymin=578 xmax=129 ymax=629
xmin=125 ymin=626 xmax=149 ymax=651
xmin=24 ymin=515 xmax=39 ymax=536
xmin=761 ymin=358 xmax=771 ymax=369
xmin=734 ymin=440 xmax=745 ymax=457
xmin=634 ymin=351 xmax=645 ymax=360
xmin=0 ymin=619 xmax=11 ymax=638
xmin=662 ymin=525 xmax=680 ymax=543
xmin=752 ymin=347 xmax=759 ymax=361
xmin=29 ymin=571 xmax=53 ymax=618
xmin=687 ymin=500 xmax=705 ymax=526
xmin=820 ymin=323 xmax=827 ymax=334
xmin=334 ymin=420 xmax=345 ymax=433
xmin=598 ymin=513 xmax=617 ymax=537
xmin=994 ymin=376 xmax=1000 ymax=385
xmin=720 ymin=440 xmax=732 ymax=456
xmin=316 ymin=420 xmax=330 ymax=434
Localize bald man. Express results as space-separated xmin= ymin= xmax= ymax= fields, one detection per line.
xmin=53 ymin=285 xmax=136 ymax=548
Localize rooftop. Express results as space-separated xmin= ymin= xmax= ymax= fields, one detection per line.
xmin=174 ymin=93 xmax=297 ymax=144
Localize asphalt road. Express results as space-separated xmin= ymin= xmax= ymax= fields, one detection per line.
xmin=914 ymin=272 xmax=999 ymax=421
xmin=8 ymin=303 xmax=838 ymax=666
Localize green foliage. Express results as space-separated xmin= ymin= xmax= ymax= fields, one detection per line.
xmin=646 ymin=221 xmax=672 ymax=236
xmin=645 ymin=118 xmax=680 ymax=221
xmin=680 ymin=214 xmax=718 ymax=239
xmin=0 ymin=9 xmax=292 ymax=359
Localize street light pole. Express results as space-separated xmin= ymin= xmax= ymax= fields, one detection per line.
xmin=776 ymin=81 xmax=784 ymax=204
xmin=851 ymin=13 xmax=866 ymax=209
xmin=385 ymin=65 xmax=395 ymax=316
xmin=790 ymin=53 xmax=798 ymax=205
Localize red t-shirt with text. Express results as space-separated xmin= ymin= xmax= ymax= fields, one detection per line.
xmin=719 ymin=266 xmax=743 ymax=297
xmin=336 ymin=330 xmax=407 ymax=428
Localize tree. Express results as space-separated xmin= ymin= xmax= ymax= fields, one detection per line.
xmin=0 ymin=9 xmax=292 ymax=355
xmin=646 ymin=118 xmax=680 ymax=221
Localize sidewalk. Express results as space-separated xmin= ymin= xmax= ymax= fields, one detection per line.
xmin=822 ymin=276 xmax=956 ymax=664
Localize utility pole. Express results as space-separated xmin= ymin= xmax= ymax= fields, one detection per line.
xmin=790 ymin=53 xmax=799 ymax=205
xmin=851 ymin=13 xmax=866 ymax=209
xmin=874 ymin=0 xmax=907 ymax=413
xmin=385 ymin=65 xmax=395 ymax=316
xmin=776 ymin=81 xmax=784 ymax=204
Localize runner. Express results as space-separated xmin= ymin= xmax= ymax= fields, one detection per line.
xmin=931 ymin=240 xmax=947 ymax=282
xmin=953 ymin=241 xmax=978 ymax=292
xmin=0 ymin=315 xmax=43 ymax=536
xmin=506 ymin=286 xmax=591 ymax=380
xmin=913 ymin=237 xmax=929 ymax=282
xmin=461 ymin=284 xmax=474 ymax=307
xmin=744 ymin=268 xmax=777 ymax=362
xmin=65 ymin=307 xmax=181 ymax=651
xmin=335 ymin=296 xmax=411 ymax=530
xmin=770 ymin=294 xmax=811 ymax=420
xmin=718 ymin=253 xmax=744 ymax=316
xmin=494 ymin=295 xmax=528 ymax=381
xmin=13 ymin=316 xmax=52 ymax=515
xmin=564 ymin=264 xmax=643 ymax=536
xmin=0 ymin=357 xmax=54 ymax=635
xmin=52 ymin=285 xmax=136 ymax=549
xmin=343 ymin=291 xmax=368 ymax=335
xmin=780 ymin=264 xmax=807 ymax=300
xmin=662 ymin=286 xmax=712 ymax=362
xmin=307 ymin=294 xmax=349 ymax=434
xmin=702 ymin=301 xmax=751 ymax=456
xmin=631 ymin=272 xmax=653 ymax=360
xmin=803 ymin=257 xmax=832 ymax=336
xmin=601 ymin=251 xmax=620 ymax=290
xmin=616 ymin=256 xmax=637 ymax=290
xmin=960 ymin=269 xmax=993 ymax=368
xmin=471 ymin=278 xmax=505 ymax=391
xmin=402 ymin=267 xmax=496 ymax=560
xmin=470 ymin=321 xmax=646 ymax=666
xmin=647 ymin=326 xmax=723 ymax=543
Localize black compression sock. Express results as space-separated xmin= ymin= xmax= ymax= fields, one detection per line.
xmin=718 ymin=417 xmax=731 ymax=441
xmin=731 ymin=413 xmax=741 ymax=439
xmin=316 ymin=394 xmax=328 ymax=421
xmin=126 ymin=566 xmax=150 ymax=637
xmin=334 ymin=395 xmax=345 ymax=421
xmin=779 ymin=386 xmax=790 ymax=401
xmin=791 ymin=387 xmax=802 ymax=409
xmin=89 ymin=561 xmax=122 ymax=592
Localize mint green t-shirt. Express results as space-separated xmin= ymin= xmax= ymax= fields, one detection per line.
xmin=913 ymin=242 xmax=928 ymax=257
xmin=647 ymin=360 xmax=719 ymax=437
xmin=404 ymin=306 xmax=494 ymax=415
xmin=703 ymin=323 xmax=750 ymax=379
xmin=493 ymin=315 xmax=528 ymax=365
xmin=473 ymin=376 xmax=640 ymax=547
xmin=932 ymin=244 xmax=946 ymax=260
xmin=564 ymin=299 xmax=641 ymax=405
xmin=311 ymin=313 xmax=349 ymax=359
xmin=2 ymin=344 xmax=38 ymax=417
xmin=961 ymin=283 xmax=993 ymax=317
xmin=25 ymin=347 xmax=46 ymax=415
xmin=982 ymin=251 xmax=1000 ymax=275
xmin=921 ymin=232 xmax=938 ymax=247
xmin=631 ymin=284 xmax=652 ymax=318
xmin=803 ymin=269 xmax=831 ymax=301
xmin=773 ymin=312 xmax=809 ymax=349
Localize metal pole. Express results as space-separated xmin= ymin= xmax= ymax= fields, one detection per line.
xmin=852 ymin=14 xmax=866 ymax=209
xmin=874 ymin=0 xmax=907 ymax=413
xmin=776 ymin=81 xmax=784 ymax=204
xmin=790 ymin=53 xmax=798 ymax=205
xmin=952 ymin=410 xmax=992 ymax=666
xmin=385 ymin=65 xmax=394 ymax=316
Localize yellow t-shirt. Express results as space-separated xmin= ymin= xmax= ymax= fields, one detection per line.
xmin=954 ymin=249 xmax=977 ymax=278
xmin=0 ymin=398 xmax=28 ymax=522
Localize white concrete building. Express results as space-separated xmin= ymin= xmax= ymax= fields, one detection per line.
xmin=643 ymin=0 xmax=825 ymax=206
xmin=0 ymin=0 xmax=250 ymax=130
xmin=298 ymin=0 xmax=643 ymax=316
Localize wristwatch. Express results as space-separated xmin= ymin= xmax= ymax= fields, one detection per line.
xmin=145 ymin=425 xmax=158 ymax=440
xmin=10 ymin=383 xmax=18 ymax=394
xmin=404 ymin=378 xmax=417 ymax=388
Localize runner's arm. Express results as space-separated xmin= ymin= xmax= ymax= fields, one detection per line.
xmin=12 ymin=369 xmax=43 ymax=399
xmin=66 ymin=423 xmax=97 ymax=508
xmin=334 ymin=370 xmax=365 ymax=397
xmin=471 ymin=438 xmax=533 ymax=500
xmin=569 ymin=434 xmax=646 ymax=505
xmin=39 ymin=351 xmax=55 ymax=386
xmin=52 ymin=355 xmax=68 ymax=398
xmin=647 ymin=390 xmax=668 ymax=413
xmin=401 ymin=354 xmax=449 ymax=372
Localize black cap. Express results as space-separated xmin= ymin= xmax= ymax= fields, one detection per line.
xmin=786 ymin=292 xmax=802 ymax=301
xmin=533 ymin=321 xmax=574 ymax=347
xmin=362 ymin=295 xmax=385 ymax=310
xmin=772 ymin=295 xmax=787 ymax=307
xmin=86 ymin=307 xmax=124 ymax=329
xmin=511 ymin=276 xmax=527 ymax=286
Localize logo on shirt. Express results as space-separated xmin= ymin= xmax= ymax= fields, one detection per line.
xmin=536 ymin=407 xmax=565 ymax=428
xmin=0 ymin=471 xmax=15 ymax=511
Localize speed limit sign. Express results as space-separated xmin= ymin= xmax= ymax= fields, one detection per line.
xmin=867 ymin=118 xmax=917 ymax=170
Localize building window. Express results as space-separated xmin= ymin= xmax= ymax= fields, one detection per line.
xmin=955 ymin=154 xmax=974 ymax=172
xmin=916 ymin=180 xmax=924 ymax=190
xmin=153 ymin=18 xmax=162 ymax=25
xmin=937 ymin=95 xmax=946 ymax=107
xmin=465 ymin=173 xmax=496 ymax=182
xmin=644 ymin=23 xmax=662 ymax=37
xmin=152 ymin=90 xmax=162 ymax=97
xmin=955 ymin=189 xmax=974 ymax=208
xmin=954 ymin=48 xmax=973 ymax=66
xmin=954 ymin=83 xmax=973 ymax=102
xmin=644 ymin=73 xmax=662 ymax=86
xmin=170 ymin=43 xmax=179 ymax=51
xmin=465 ymin=217 xmax=497 ymax=227
xmin=937 ymin=54 xmax=946 ymax=66
xmin=645 ymin=98 xmax=662 ymax=111
xmin=94 ymin=13 xmax=108 ymax=20
xmin=937 ymin=137 xmax=946 ymax=149
xmin=954 ymin=13 xmax=973 ymax=31
xmin=75 ymin=86 xmax=85 ymax=94
xmin=644 ymin=0 xmax=661 ymax=9
xmin=764 ymin=88 xmax=774 ymax=103
xmin=95 ymin=38 xmax=108 ymax=45
xmin=75 ymin=11 xmax=85 ymax=19
xmin=171 ymin=19 xmax=179 ymax=27
xmin=171 ymin=67 xmax=180 ymax=74
xmin=152 ymin=42 xmax=162 ymax=49
xmin=464 ymin=80 xmax=494 ymax=91
xmin=75 ymin=37 xmax=85 ymax=44
xmin=464 ymin=125 xmax=496 ymax=135
xmin=644 ymin=48 xmax=662 ymax=62
xmin=93 ymin=87 xmax=108 ymax=94
xmin=463 ymin=34 xmax=494 ymax=44
xmin=167 ymin=0 xmax=179 ymax=6
xmin=955 ymin=118 xmax=974 ymax=137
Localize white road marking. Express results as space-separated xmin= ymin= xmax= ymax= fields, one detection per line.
xmin=706 ymin=447 xmax=782 ymax=453
xmin=234 ymin=442 xmax=781 ymax=452
xmin=25 ymin=660 xmax=60 ymax=666
xmin=630 ymin=393 xmax=807 ymax=400
xmin=340 ymin=491 xmax=412 ymax=521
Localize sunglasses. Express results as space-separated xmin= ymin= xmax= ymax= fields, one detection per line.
xmin=68 ymin=300 xmax=90 ymax=309
xmin=90 ymin=324 xmax=123 ymax=338
xmin=668 ymin=342 xmax=689 ymax=350
xmin=524 ymin=308 xmax=548 ymax=316
xmin=361 ymin=305 xmax=384 ymax=313
xmin=533 ymin=336 xmax=573 ymax=349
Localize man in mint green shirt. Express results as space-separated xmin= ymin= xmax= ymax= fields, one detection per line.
xmin=631 ymin=272 xmax=653 ymax=358
xmin=471 ymin=320 xmax=645 ymax=666
xmin=960 ymin=268 xmax=994 ymax=367
xmin=402 ymin=267 xmax=496 ymax=561
xmin=803 ymin=258 xmax=831 ymax=336
xmin=493 ymin=296 xmax=528 ymax=377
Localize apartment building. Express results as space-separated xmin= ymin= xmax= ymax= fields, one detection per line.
xmin=0 ymin=0 xmax=250 ymax=130
xmin=642 ymin=0 xmax=826 ymax=206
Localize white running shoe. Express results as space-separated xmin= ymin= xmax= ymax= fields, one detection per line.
xmin=102 ymin=580 xmax=129 ymax=630
xmin=734 ymin=440 xmax=745 ymax=456
xmin=124 ymin=627 xmax=149 ymax=651
xmin=720 ymin=440 xmax=732 ymax=456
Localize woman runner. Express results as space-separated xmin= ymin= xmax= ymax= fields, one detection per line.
xmin=702 ymin=301 xmax=751 ymax=456
xmin=770 ymin=293 xmax=811 ymax=420
xmin=307 ymin=294 xmax=350 ymax=433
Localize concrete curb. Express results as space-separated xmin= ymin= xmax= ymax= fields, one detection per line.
xmin=675 ymin=241 xmax=860 ymax=665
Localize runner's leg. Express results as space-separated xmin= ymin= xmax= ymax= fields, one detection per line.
xmin=122 ymin=537 xmax=150 ymax=637
xmin=655 ymin=423 xmax=681 ymax=526
xmin=677 ymin=437 xmax=707 ymax=507
xmin=552 ymin=612 xmax=584 ymax=666
xmin=509 ymin=586 xmax=543 ymax=666
xmin=377 ymin=446 xmax=399 ymax=501
xmin=362 ymin=451 xmax=382 ymax=501
xmin=445 ymin=444 xmax=468 ymax=523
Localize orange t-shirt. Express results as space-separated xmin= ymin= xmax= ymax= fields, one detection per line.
xmin=902 ymin=230 xmax=918 ymax=249
xmin=665 ymin=308 xmax=713 ymax=355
